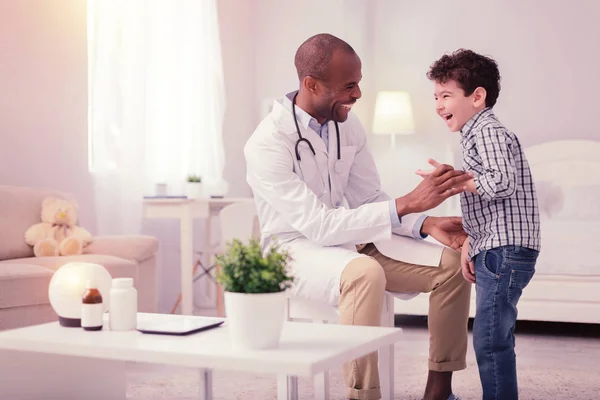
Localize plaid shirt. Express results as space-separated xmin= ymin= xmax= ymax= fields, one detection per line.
xmin=460 ymin=108 xmax=541 ymax=260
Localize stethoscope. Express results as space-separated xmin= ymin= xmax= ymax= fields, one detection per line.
xmin=292 ymin=92 xmax=345 ymax=174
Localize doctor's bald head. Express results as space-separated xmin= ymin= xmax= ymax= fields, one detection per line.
xmin=294 ymin=33 xmax=356 ymax=81
xmin=293 ymin=34 xmax=362 ymax=124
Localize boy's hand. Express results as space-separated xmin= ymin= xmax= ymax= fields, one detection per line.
xmin=461 ymin=237 xmax=475 ymax=283
xmin=417 ymin=158 xmax=478 ymax=194
xmin=415 ymin=158 xmax=441 ymax=177
xmin=396 ymin=163 xmax=472 ymax=216
xmin=415 ymin=158 xmax=445 ymax=177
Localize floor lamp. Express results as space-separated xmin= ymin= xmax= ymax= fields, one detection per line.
xmin=372 ymin=91 xmax=415 ymax=148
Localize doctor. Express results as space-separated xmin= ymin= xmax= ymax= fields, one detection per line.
xmin=245 ymin=34 xmax=471 ymax=400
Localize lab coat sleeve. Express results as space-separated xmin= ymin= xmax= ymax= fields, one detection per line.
xmin=245 ymin=136 xmax=392 ymax=247
xmin=343 ymin=114 xmax=427 ymax=239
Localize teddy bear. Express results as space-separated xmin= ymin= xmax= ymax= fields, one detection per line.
xmin=24 ymin=196 xmax=93 ymax=257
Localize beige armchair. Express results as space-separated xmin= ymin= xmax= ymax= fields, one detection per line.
xmin=0 ymin=185 xmax=158 ymax=331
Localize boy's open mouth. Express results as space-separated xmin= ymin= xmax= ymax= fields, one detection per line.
xmin=443 ymin=114 xmax=453 ymax=121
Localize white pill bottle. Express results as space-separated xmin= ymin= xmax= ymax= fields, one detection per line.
xmin=109 ymin=278 xmax=138 ymax=331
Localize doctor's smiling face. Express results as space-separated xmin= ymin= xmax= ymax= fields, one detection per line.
xmin=294 ymin=34 xmax=363 ymax=124
xmin=309 ymin=49 xmax=363 ymax=124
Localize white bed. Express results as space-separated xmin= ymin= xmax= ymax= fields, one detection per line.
xmin=397 ymin=139 xmax=600 ymax=324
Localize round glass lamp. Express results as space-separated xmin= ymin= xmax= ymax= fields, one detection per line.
xmin=48 ymin=262 xmax=113 ymax=327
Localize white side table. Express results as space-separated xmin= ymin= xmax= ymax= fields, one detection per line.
xmin=143 ymin=197 xmax=254 ymax=315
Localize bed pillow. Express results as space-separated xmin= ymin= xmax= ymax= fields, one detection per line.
xmin=550 ymin=184 xmax=600 ymax=220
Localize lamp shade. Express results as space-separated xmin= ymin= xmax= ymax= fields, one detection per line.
xmin=48 ymin=262 xmax=112 ymax=327
xmin=372 ymin=91 xmax=415 ymax=135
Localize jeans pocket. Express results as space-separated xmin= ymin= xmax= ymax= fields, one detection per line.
xmin=508 ymin=269 xmax=535 ymax=306
xmin=476 ymin=249 xmax=502 ymax=279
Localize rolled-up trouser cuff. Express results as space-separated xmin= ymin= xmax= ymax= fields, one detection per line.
xmin=428 ymin=358 xmax=467 ymax=372
xmin=345 ymin=386 xmax=381 ymax=400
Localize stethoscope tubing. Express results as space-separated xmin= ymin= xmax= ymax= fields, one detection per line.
xmin=292 ymin=92 xmax=341 ymax=162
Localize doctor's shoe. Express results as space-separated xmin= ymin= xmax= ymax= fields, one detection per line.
xmin=419 ymin=394 xmax=461 ymax=400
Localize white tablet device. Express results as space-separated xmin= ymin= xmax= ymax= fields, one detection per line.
xmin=137 ymin=317 xmax=225 ymax=336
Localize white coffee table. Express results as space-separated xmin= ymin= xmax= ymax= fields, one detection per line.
xmin=0 ymin=313 xmax=403 ymax=400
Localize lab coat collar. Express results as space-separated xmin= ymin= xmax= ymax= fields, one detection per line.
xmin=272 ymin=94 xmax=328 ymax=154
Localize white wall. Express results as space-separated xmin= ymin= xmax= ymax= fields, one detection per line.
xmin=0 ymin=0 xmax=95 ymax=230
xmin=218 ymin=0 xmax=258 ymax=197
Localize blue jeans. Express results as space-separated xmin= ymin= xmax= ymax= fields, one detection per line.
xmin=472 ymin=245 xmax=539 ymax=400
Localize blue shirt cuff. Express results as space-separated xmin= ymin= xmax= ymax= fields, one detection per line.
xmin=413 ymin=214 xmax=428 ymax=239
xmin=389 ymin=200 xmax=401 ymax=229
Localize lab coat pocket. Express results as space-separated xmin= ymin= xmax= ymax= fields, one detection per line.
xmin=297 ymin=148 xmax=326 ymax=197
xmin=332 ymin=146 xmax=357 ymax=190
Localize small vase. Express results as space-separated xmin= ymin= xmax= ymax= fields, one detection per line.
xmin=224 ymin=291 xmax=286 ymax=350
xmin=155 ymin=183 xmax=168 ymax=196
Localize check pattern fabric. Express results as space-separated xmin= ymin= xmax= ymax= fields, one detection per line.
xmin=459 ymin=108 xmax=541 ymax=259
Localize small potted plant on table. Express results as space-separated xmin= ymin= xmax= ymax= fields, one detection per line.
xmin=185 ymin=174 xmax=203 ymax=199
xmin=216 ymin=238 xmax=294 ymax=350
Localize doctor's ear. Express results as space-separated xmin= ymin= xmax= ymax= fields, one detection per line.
xmin=302 ymin=76 xmax=319 ymax=94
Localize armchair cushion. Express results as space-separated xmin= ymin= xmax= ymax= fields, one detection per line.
xmin=0 ymin=255 xmax=138 ymax=306
xmin=83 ymin=235 xmax=158 ymax=263
xmin=0 ymin=263 xmax=53 ymax=308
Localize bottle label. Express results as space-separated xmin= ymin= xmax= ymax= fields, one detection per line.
xmin=81 ymin=303 xmax=104 ymax=328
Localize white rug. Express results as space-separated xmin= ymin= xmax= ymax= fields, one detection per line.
xmin=127 ymin=325 xmax=600 ymax=399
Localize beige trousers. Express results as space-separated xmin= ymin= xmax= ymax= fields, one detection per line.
xmin=339 ymin=243 xmax=471 ymax=400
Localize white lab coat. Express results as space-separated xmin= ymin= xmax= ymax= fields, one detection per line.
xmin=244 ymin=97 xmax=444 ymax=306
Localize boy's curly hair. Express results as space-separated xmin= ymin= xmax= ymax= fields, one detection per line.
xmin=427 ymin=49 xmax=501 ymax=108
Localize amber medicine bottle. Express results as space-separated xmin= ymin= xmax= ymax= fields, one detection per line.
xmin=81 ymin=281 xmax=104 ymax=331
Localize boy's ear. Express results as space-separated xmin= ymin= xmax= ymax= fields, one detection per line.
xmin=473 ymin=87 xmax=487 ymax=108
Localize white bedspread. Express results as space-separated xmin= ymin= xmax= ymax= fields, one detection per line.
xmin=536 ymin=219 xmax=600 ymax=276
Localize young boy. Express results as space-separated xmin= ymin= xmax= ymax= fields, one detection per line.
xmin=422 ymin=49 xmax=541 ymax=400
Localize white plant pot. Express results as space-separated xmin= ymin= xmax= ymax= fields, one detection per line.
xmin=204 ymin=180 xmax=229 ymax=198
xmin=185 ymin=182 xmax=204 ymax=199
xmin=224 ymin=291 xmax=286 ymax=350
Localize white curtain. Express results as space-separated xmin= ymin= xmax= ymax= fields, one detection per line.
xmin=87 ymin=0 xmax=226 ymax=235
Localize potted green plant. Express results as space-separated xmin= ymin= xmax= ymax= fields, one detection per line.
xmin=185 ymin=174 xmax=203 ymax=199
xmin=216 ymin=238 xmax=294 ymax=350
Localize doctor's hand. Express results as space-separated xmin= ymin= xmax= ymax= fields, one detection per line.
xmin=420 ymin=216 xmax=467 ymax=252
xmin=396 ymin=162 xmax=472 ymax=215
